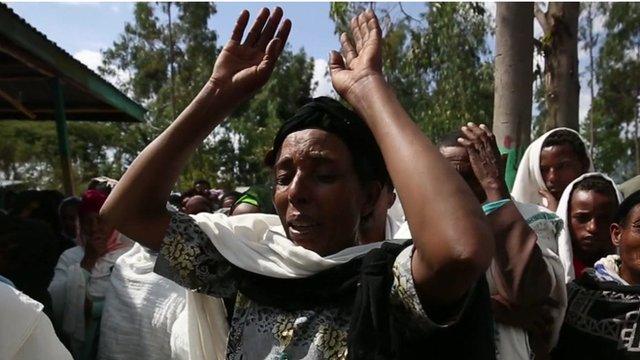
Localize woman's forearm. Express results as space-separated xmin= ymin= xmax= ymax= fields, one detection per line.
xmin=100 ymin=81 xmax=231 ymax=248
xmin=347 ymin=76 xmax=494 ymax=304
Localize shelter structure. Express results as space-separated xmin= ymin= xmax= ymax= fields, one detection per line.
xmin=0 ymin=4 xmax=145 ymax=195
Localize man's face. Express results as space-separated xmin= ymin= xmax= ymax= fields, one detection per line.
xmin=540 ymin=144 xmax=587 ymax=201
xmin=613 ymin=205 xmax=640 ymax=276
xmin=79 ymin=212 xmax=112 ymax=255
xmin=569 ymin=189 xmax=617 ymax=260
xmin=272 ymin=129 xmax=369 ymax=256
xmin=440 ymin=145 xmax=486 ymax=203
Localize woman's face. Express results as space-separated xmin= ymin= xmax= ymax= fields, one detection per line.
xmin=272 ymin=129 xmax=373 ymax=256
xmin=569 ymin=189 xmax=617 ymax=260
xmin=613 ymin=204 xmax=640 ymax=276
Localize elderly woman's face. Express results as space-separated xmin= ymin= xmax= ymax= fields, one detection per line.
xmin=613 ymin=204 xmax=640 ymax=276
xmin=273 ymin=129 xmax=367 ymax=256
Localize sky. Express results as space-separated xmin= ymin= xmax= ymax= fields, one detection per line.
xmin=6 ymin=2 xmax=600 ymax=124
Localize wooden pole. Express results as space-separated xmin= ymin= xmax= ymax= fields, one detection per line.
xmin=51 ymin=78 xmax=74 ymax=196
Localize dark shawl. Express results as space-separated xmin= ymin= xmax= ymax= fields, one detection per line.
xmin=553 ymin=270 xmax=640 ymax=359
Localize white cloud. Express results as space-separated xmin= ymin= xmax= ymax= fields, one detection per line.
xmin=73 ymin=49 xmax=131 ymax=92
xmin=311 ymin=58 xmax=337 ymax=98
xmin=73 ymin=49 xmax=102 ymax=72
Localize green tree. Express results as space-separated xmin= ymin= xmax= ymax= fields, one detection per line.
xmin=100 ymin=3 xmax=315 ymax=190
xmin=589 ymin=2 xmax=640 ymax=179
xmin=330 ymin=2 xmax=493 ymax=140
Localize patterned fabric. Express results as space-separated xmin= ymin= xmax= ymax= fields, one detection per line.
xmin=155 ymin=212 xmax=440 ymax=359
xmin=553 ymin=272 xmax=640 ymax=359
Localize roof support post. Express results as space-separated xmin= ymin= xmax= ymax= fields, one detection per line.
xmin=52 ymin=77 xmax=74 ymax=195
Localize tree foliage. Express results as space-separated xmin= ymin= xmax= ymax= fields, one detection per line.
xmin=330 ymin=2 xmax=494 ymax=140
xmin=588 ymin=2 xmax=640 ymax=180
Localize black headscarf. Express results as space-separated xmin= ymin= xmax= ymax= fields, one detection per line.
xmin=264 ymin=96 xmax=389 ymax=186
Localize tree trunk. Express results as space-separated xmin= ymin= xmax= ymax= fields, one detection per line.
xmin=536 ymin=2 xmax=580 ymax=131
xmin=493 ymin=2 xmax=534 ymax=190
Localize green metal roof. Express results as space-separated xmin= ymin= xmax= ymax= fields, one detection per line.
xmin=0 ymin=3 xmax=145 ymax=122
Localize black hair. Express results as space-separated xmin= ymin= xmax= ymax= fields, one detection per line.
xmin=264 ymin=97 xmax=390 ymax=187
xmin=542 ymin=130 xmax=589 ymax=166
xmin=573 ymin=175 xmax=618 ymax=202
xmin=59 ymin=196 xmax=81 ymax=213
xmin=614 ymin=190 xmax=640 ymax=226
xmin=437 ymin=130 xmax=464 ymax=149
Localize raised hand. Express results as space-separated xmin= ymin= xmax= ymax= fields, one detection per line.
xmin=538 ymin=188 xmax=559 ymax=211
xmin=210 ymin=7 xmax=291 ymax=106
xmin=329 ymin=9 xmax=384 ymax=101
xmin=458 ymin=123 xmax=510 ymax=202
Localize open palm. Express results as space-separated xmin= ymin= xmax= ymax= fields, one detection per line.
xmin=329 ymin=10 xmax=384 ymax=100
xmin=210 ymin=8 xmax=291 ymax=104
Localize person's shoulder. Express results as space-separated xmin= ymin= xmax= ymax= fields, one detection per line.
xmin=0 ymin=283 xmax=44 ymax=352
xmin=62 ymin=245 xmax=84 ymax=257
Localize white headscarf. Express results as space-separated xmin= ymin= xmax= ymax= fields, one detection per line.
xmin=511 ymin=128 xmax=594 ymax=207
xmin=555 ymin=172 xmax=624 ymax=283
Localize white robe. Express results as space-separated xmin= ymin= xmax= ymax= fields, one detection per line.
xmin=49 ymin=246 xmax=85 ymax=329
xmin=97 ymin=243 xmax=186 ymax=360
xmin=511 ymin=127 xmax=594 ymax=207
xmin=0 ymin=283 xmax=72 ymax=360
xmin=555 ymin=172 xmax=624 ymax=283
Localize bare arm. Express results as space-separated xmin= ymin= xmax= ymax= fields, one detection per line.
xmin=329 ymin=10 xmax=493 ymax=307
xmin=100 ymin=8 xmax=291 ymax=250
xmin=458 ymin=124 xmax=552 ymax=306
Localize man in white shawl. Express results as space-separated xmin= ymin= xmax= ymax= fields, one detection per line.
xmin=555 ymin=172 xmax=624 ymax=282
xmin=0 ymin=282 xmax=72 ymax=360
xmin=97 ymin=243 xmax=186 ymax=359
xmin=102 ymin=8 xmax=496 ymax=360
xmin=512 ymin=128 xmax=593 ymax=211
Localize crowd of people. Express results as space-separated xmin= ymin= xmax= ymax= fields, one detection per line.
xmin=2 ymin=7 xmax=640 ymax=360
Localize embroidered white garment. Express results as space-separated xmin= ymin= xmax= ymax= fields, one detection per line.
xmin=492 ymin=201 xmax=566 ymax=360
xmin=511 ymin=128 xmax=594 ymax=207
xmin=0 ymin=283 xmax=72 ymax=360
xmin=555 ymin=172 xmax=624 ymax=283
xmin=97 ymin=243 xmax=186 ymax=360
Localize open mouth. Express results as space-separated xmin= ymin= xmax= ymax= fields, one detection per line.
xmin=287 ymin=216 xmax=321 ymax=240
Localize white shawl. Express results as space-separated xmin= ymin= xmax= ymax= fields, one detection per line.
xmin=0 ymin=283 xmax=72 ymax=360
xmin=511 ymin=128 xmax=594 ymax=207
xmin=172 ymin=212 xmax=406 ymax=360
xmin=98 ymin=243 xmax=186 ymax=360
xmin=555 ymin=172 xmax=624 ymax=283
